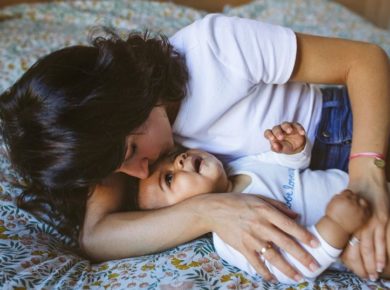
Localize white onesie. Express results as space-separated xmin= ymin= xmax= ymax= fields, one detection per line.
xmin=213 ymin=143 xmax=349 ymax=284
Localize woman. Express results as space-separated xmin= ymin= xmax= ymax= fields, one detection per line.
xmin=0 ymin=14 xmax=389 ymax=282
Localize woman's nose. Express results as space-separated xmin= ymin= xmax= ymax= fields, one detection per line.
xmin=117 ymin=158 xmax=149 ymax=179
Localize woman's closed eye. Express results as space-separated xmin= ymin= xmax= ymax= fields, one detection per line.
xmin=129 ymin=144 xmax=137 ymax=159
xmin=123 ymin=143 xmax=137 ymax=162
xmin=165 ymin=172 xmax=173 ymax=187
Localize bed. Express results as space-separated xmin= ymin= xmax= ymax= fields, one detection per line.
xmin=1 ymin=0 xmax=390 ymax=289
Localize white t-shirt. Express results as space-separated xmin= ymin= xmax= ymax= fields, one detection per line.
xmin=213 ymin=144 xmax=349 ymax=284
xmin=170 ymin=14 xmax=323 ymax=162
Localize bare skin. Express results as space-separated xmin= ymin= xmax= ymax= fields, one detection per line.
xmin=261 ymin=122 xmax=390 ymax=279
xmin=316 ymin=190 xmax=370 ymax=249
xmin=136 ymin=122 xmax=386 ymax=281
xmin=291 ymin=34 xmax=390 ymax=279
xmin=80 ymin=32 xmax=390 ymax=282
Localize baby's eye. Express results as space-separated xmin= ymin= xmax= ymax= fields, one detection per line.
xmin=165 ymin=173 xmax=173 ymax=186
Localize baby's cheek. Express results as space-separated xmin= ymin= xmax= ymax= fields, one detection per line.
xmin=138 ymin=191 xmax=164 ymax=210
xmin=137 ymin=195 xmax=150 ymax=210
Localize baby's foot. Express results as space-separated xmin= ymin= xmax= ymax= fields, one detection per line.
xmin=325 ymin=189 xmax=371 ymax=234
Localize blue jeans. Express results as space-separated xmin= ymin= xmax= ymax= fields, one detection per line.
xmin=310 ymin=86 xmax=353 ymax=172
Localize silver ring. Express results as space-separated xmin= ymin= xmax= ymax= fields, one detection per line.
xmin=348 ymin=236 xmax=361 ymax=247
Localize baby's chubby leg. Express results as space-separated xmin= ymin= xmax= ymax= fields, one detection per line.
xmin=316 ymin=189 xmax=371 ymax=250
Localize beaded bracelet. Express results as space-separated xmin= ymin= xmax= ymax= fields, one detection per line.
xmin=349 ymin=152 xmax=386 ymax=168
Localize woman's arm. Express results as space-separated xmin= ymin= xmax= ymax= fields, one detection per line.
xmin=79 ymin=174 xmax=209 ymax=259
xmin=290 ymin=33 xmax=390 ymax=279
xmin=79 ymin=173 xmax=320 ymax=282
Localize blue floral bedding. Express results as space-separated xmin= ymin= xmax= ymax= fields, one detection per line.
xmin=1 ymin=1 xmax=390 ymax=289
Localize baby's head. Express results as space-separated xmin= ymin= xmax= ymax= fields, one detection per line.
xmin=137 ymin=146 xmax=229 ymax=210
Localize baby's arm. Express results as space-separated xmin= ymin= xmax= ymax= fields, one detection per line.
xmin=285 ymin=190 xmax=371 ymax=281
xmin=256 ymin=122 xmax=311 ymax=169
xmin=316 ymin=189 xmax=370 ymax=249
xmin=264 ymin=122 xmax=306 ymax=155
xmin=213 ymin=190 xmax=371 ymax=284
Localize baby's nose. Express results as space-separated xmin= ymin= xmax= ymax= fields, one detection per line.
xmin=175 ymin=153 xmax=187 ymax=168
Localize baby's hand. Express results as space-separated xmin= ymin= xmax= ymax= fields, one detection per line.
xmin=264 ymin=122 xmax=306 ymax=154
xmin=326 ymin=190 xmax=371 ymax=234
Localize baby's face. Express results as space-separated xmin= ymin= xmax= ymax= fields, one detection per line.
xmin=138 ymin=148 xmax=229 ymax=209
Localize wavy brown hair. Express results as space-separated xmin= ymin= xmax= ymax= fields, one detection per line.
xmin=0 ymin=28 xmax=188 ymax=239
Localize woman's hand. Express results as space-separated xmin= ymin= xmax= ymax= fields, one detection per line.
xmin=199 ymin=192 xmax=320 ymax=282
xmin=342 ymin=158 xmax=389 ymax=280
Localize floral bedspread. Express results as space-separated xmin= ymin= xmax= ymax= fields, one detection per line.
xmin=1 ymin=0 xmax=390 ymax=289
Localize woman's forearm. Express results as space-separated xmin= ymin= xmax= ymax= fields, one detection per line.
xmin=291 ymin=34 xmax=390 ymax=179
xmin=342 ymin=45 xmax=390 ymax=278
xmin=80 ymin=196 xmax=209 ymax=261
xmin=80 ymin=185 xmax=322 ymax=282
xmin=346 ymin=44 xmax=390 ymax=167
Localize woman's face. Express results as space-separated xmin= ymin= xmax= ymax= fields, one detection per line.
xmin=137 ymin=149 xmax=229 ymax=210
xmin=115 ymin=106 xmax=174 ymax=179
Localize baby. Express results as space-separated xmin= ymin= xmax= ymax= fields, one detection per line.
xmin=137 ymin=122 xmax=372 ymax=284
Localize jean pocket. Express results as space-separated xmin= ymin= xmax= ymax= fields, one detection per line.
xmin=315 ymin=103 xmax=353 ymax=145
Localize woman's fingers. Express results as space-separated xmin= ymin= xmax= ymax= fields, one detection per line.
xmin=258 ymin=242 xmax=303 ymax=282
xmin=360 ymin=216 xmax=387 ymax=279
xmin=240 ymin=238 xmax=302 ymax=283
xmin=360 ymin=223 xmax=377 ymax=280
xmin=244 ymin=228 xmax=303 ymax=282
xmin=210 ymin=193 xmax=319 ymax=282
xmin=347 ymin=166 xmax=390 ymax=279
xmin=341 ymin=238 xmax=368 ymax=278
xmin=373 ymin=197 xmax=389 ymax=272
xmin=263 ymin=223 xmax=319 ymax=274
xmin=240 ymin=239 xmax=275 ymax=281
xmin=258 ymin=203 xmax=320 ymax=272
xmin=374 ymin=223 xmax=386 ymax=272
xmin=261 ymin=203 xmax=319 ymax=248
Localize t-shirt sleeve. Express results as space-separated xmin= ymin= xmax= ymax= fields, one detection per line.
xmin=253 ymin=139 xmax=312 ymax=169
xmin=195 ymin=14 xmax=297 ymax=85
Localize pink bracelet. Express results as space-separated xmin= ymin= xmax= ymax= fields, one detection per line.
xmin=349 ymin=152 xmax=386 ymax=168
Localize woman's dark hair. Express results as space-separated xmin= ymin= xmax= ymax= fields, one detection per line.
xmin=0 ymin=28 xmax=188 ymax=239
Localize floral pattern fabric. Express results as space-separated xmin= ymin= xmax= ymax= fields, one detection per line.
xmin=0 ymin=0 xmax=390 ymax=289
